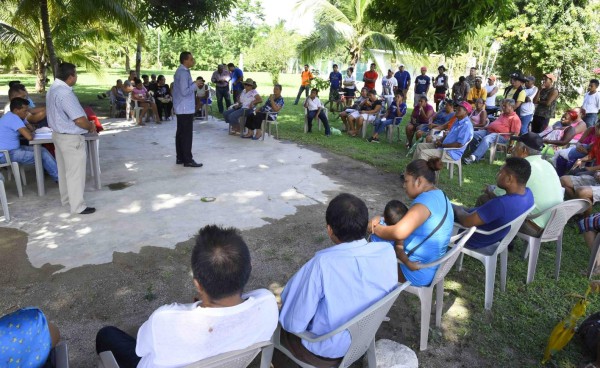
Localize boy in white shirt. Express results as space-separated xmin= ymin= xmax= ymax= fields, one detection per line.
xmin=304 ymin=88 xmax=331 ymax=136
xmin=582 ymin=79 xmax=600 ymax=127
xmin=95 ymin=225 xmax=278 ymax=368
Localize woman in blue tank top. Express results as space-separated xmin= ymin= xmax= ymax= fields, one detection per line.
xmin=371 ymin=158 xmax=454 ymax=286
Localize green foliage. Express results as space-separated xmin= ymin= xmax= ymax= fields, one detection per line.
xmin=311 ymin=76 xmax=330 ymax=92
xmin=494 ymin=0 xmax=600 ymax=106
xmin=296 ymin=0 xmax=398 ymax=65
xmin=139 ymin=0 xmax=236 ymax=34
xmin=365 ymin=0 xmax=514 ymax=54
xmin=244 ymin=23 xmax=300 ymax=85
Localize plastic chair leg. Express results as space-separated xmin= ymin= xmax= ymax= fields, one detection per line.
xmin=435 ymin=281 xmax=444 ymax=327
xmin=260 ymin=345 xmax=274 ymax=368
xmin=19 ymin=165 xmax=26 ymax=186
xmin=555 ymin=232 xmax=563 ymax=280
xmin=11 ymin=162 xmax=23 ymax=198
xmin=500 ymin=249 xmax=508 ymax=292
xmin=0 ymin=181 xmax=9 ymax=222
xmin=526 ymin=238 xmax=541 ymax=284
xmin=449 ymin=163 xmax=454 ymax=179
xmin=366 ymin=338 xmax=377 ymax=367
xmin=457 ymin=252 xmax=465 ymax=272
xmin=484 ymin=255 xmax=498 ymax=310
xmin=418 ymin=288 xmax=433 ymax=350
xmin=458 ymin=162 xmax=463 ymax=186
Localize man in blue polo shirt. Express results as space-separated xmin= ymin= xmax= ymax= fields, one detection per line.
xmin=328 ymin=64 xmax=343 ymax=105
xmin=228 ymin=63 xmax=244 ymax=103
xmin=394 ymin=64 xmax=411 ymax=98
xmin=0 ymin=97 xmax=58 ymax=182
xmin=413 ymin=100 xmax=473 ymax=161
xmin=453 ymin=157 xmax=534 ymax=250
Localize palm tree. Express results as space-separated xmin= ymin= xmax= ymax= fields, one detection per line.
xmin=295 ymin=0 xmax=397 ymax=66
xmin=2 ymin=0 xmax=140 ymax=87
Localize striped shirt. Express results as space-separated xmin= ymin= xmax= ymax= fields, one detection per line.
xmin=46 ymin=79 xmax=87 ymax=135
xmin=172 ymin=64 xmax=197 ymax=115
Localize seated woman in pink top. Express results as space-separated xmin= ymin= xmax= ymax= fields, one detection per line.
xmin=542 ymin=109 xmax=586 ymax=148
xmin=132 ymin=78 xmax=160 ymax=125
xmin=469 ymin=98 xmax=488 ymax=129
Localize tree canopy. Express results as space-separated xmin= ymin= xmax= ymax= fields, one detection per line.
xmin=365 ymin=0 xmax=514 ymax=54
xmin=139 ymin=0 xmax=236 ymax=34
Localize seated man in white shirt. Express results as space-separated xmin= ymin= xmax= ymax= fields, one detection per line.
xmin=272 ymin=193 xmax=398 ymax=367
xmin=96 ymin=225 xmax=278 ymax=368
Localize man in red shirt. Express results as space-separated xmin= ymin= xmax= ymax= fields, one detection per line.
xmin=363 ymin=63 xmax=378 ymax=91
xmin=464 ymin=98 xmax=521 ymax=164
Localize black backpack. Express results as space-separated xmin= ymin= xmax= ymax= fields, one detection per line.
xmin=578 ymin=311 xmax=600 ymax=358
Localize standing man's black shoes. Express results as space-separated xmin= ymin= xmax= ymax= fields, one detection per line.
xmin=183 ymin=161 xmax=203 ymax=168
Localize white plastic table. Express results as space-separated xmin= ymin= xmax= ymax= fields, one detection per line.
xmin=29 ymin=133 xmax=101 ymax=196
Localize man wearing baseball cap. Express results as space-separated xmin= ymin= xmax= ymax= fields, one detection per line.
xmin=478 ymin=132 xmax=562 ymax=237
xmin=414 ymin=66 xmax=430 ymax=107
xmin=532 ymin=73 xmax=559 ymax=133
xmin=394 ymin=64 xmax=411 ymax=99
xmin=413 ymin=101 xmax=474 ymax=161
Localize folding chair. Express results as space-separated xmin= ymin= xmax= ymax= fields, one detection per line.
xmin=98 ymin=341 xmax=273 ymax=368
xmin=454 ymin=204 xmax=535 ymax=310
xmin=0 ymin=149 xmax=24 ymax=197
xmin=404 ymin=227 xmax=476 ymax=350
xmin=265 ymin=282 xmax=410 ymax=368
xmin=517 ymin=199 xmax=590 ymax=283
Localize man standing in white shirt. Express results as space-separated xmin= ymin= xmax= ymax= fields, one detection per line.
xmin=582 ymin=79 xmax=600 ymax=127
xmin=519 ymin=76 xmax=538 ymax=134
xmin=46 ymin=63 xmax=96 ymax=215
xmin=96 ymin=225 xmax=278 ymax=368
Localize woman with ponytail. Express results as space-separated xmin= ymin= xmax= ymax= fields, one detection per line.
xmin=371 ymin=157 xmax=454 ymax=286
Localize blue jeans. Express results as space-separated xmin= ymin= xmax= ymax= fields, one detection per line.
xmin=520 ymin=114 xmax=533 ymax=135
xmin=470 ymin=130 xmax=508 ymax=161
xmin=307 ymin=110 xmax=331 ymax=135
xmin=373 ymin=118 xmax=395 ymax=135
xmin=0 ymin=146 xmax=58 ymax=181
xmin=584 ymin=113 xmax=598 ymax=128
xmin=223 ymin=108 xmax=249 ymax=126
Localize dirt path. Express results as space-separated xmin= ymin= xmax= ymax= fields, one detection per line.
xmin=0 ymin=145 xmax=489 ymax=367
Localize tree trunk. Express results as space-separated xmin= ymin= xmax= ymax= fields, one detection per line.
xmin=35 ymin=59 xmax=47 ymax=93
xmin=124 ymin=46 xmax=130 ymax=72
xmin=40 ymin=0 xmax=58 ymax=80
xmin=135 ymin=39 xmax=142 ymax=77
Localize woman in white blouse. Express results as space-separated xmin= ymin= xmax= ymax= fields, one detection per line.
xmin=223 ymin=78 xmax=263 ymax=134
xmin=342 ymin=67 xmax=356 ymax=107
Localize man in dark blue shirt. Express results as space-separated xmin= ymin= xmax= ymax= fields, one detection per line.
xmin=394 ymin=64 xmax=411 ymax=98
xmin=228 ymin=63 xmax=244 ymax=103
xmin=328 ymin=64 xmax=343 ymax=106
xmin=414 ymin=66 xmax=431 ymax=107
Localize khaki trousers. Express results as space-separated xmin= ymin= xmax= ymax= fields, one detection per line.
xmin=52 ymin=132 xmax=87 ymax=214
xmin=412 ymin=142 xmax=452 ymax=161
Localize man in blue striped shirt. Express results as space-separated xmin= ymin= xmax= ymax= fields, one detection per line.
xmin=273 ymin=193 xmax=398 ymax=366
xmin=173 ymin=52 xmax=202 ymax=168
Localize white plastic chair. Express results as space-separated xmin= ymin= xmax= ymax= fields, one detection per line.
xmin=455 ymin=204 xmax=535 ymax=310
xmin=266 ymin=282 xmax=410 ymax=368
xmin=98 ymin=341 xmax=273 ymax=368
xmin=361 ymin=107 xmax=383 ymax=139
xmin=441 ymin=137 xmax=472 ymax=187
xmin=303 ymin=107 xmax=326 ymax=133
xmin=588 ymin=233 xmax=600 ymax=279
xmin=261 ymin=111 xmax=280 ymax=141
xmin=200 ymin=87 xmax=216 ymax=121
xmin=385 ymin=116 xmax=404 ymax=143
xmin=517 ymin=199 xmax=590 ymax=283
xmin=0 ymin=149 xmax=23 ymax=197
xmin=405 ymin=226 xmax=476 ymax=351
xmin=488 ymin=132 xmax=512 ymax=164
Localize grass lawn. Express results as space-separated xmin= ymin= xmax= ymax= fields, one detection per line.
xmin=4 ymin=69 xmax=600 ymax=366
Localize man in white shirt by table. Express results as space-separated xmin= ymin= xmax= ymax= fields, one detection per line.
xmin=96 ymin=225 xmax=278 ymax=368
xmin=46 ymin=63 xmax=96 ymax=215
xmin=582 ymin=78 xmax=600 ymax=127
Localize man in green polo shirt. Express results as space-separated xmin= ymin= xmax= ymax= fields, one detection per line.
xmin=478 ymin=132 xmax=563 ymax=236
